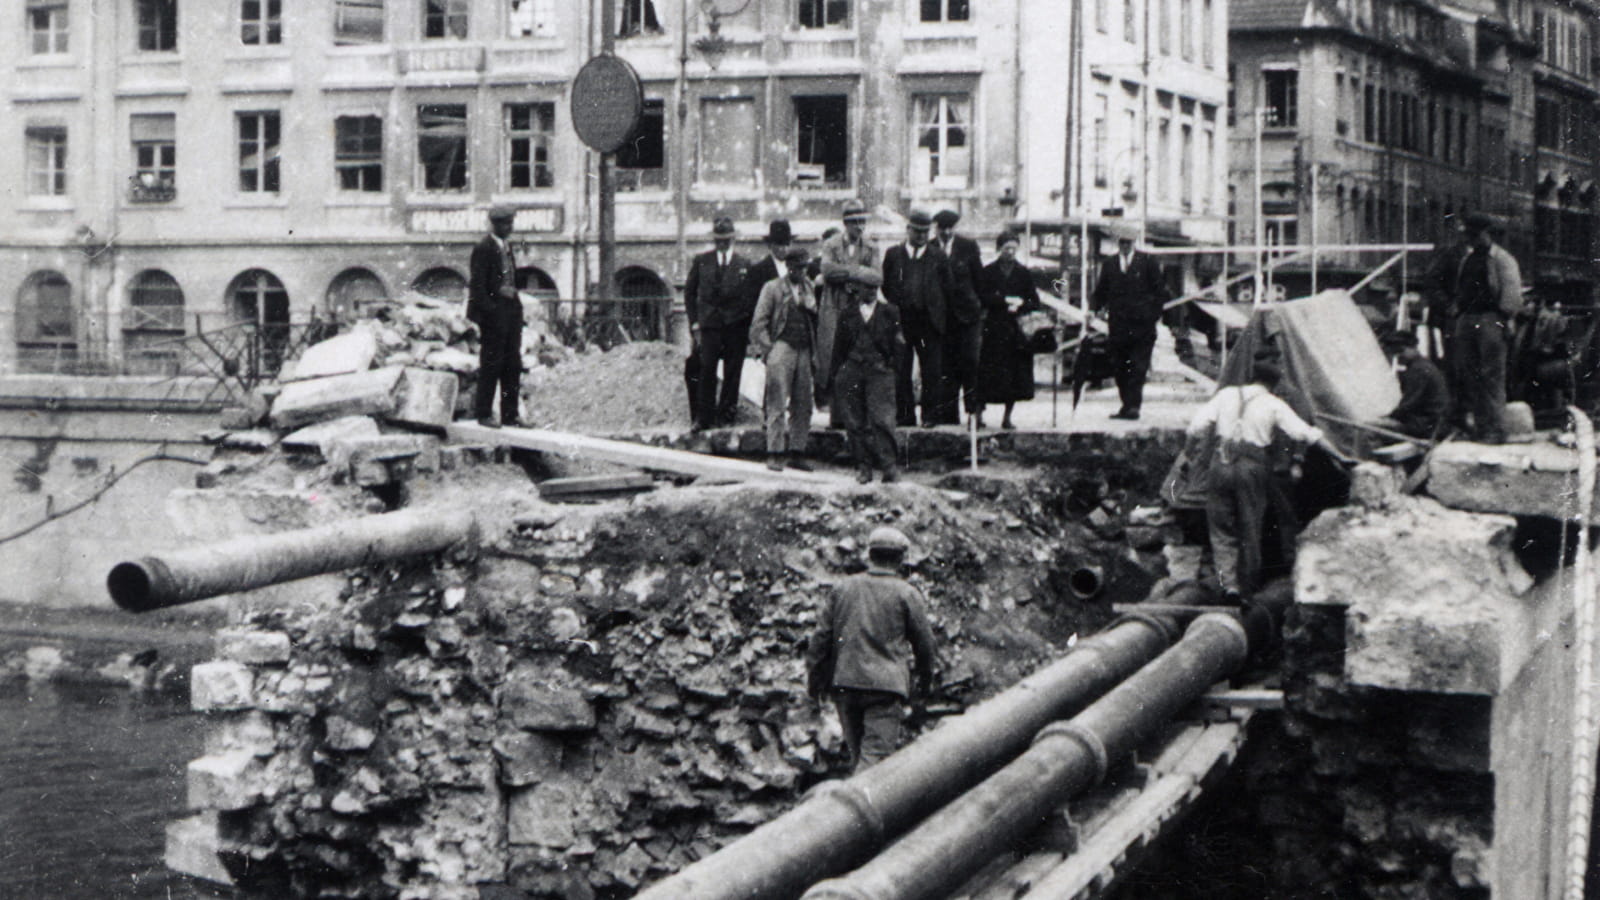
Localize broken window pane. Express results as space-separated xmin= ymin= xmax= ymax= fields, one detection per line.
xmin=794 ymin=95 xmax=849 ymax=187
xmin=616 ymin=99 xmax=668 ymax=191
xmin=697 ymin=97 xmax=757 ymax=187
xmin=508 ymin=0 xmax=555 ymax=37
xmin=619 ymin=0 xmax=662 ymax=36
xmin=336 ymin=115 xmax=384 ymax=192
xmin=798 ymin=0 xmax=848 ymax=28
xmin=334 ymin=0 xmax=385 ymax=44
xmin=424 ymin=0 xmax=468 ymax=38
xmin=418 ymin=104 xmax=468 ymax=190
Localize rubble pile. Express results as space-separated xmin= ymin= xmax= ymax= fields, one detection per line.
xmin=177 ymin=478 xmax=1146 ymax=899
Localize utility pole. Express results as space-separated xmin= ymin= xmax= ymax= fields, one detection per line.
xmin=598 ymin=0 xmax=617 ymax=304
xmin=1254 ymin=107 xmax=1265 ymax=304
xmin=1062 ymin=0 xmax=1081 ymax=288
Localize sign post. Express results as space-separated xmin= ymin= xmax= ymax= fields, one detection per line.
xmin=571 ymin=13 xmax=643 ymax=306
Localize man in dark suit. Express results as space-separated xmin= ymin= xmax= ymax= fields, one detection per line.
xmin=831 ymin=270 xmax=905 ymax=483
xmin=743 ymin=219 xmax=793 ymax=310
xmin=933 ymin=209 xmax=984 ymax=425
xmin=467 ymin=205 xmax=523 ymax=427
xmin=882 ymin=210 xmax=951 ymax=428
xmin=684 ymin=216 xmax=753 ymax=430
xmin=1090 ymin=222 xmax=1170 ymax=420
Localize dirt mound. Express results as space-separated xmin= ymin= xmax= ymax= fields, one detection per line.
xmin=520 ymin=342 xmax=693 ymax=435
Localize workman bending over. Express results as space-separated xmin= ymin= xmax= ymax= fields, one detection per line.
xmin=1378 ymin=330 xmax=1450 ymax=440
xmin=807 ymin=526 xmax=937 ymax=771
xmin=1178 ymin=362 xmax=1352 ymax=603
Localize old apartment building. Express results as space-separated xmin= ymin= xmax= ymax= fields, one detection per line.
xmin=0 ymin=0 xmax=1230 ymax=376
xmin=1229 ymin=0 xmax=1599 ymax=302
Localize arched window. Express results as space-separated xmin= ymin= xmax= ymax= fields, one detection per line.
xmin=412 ymin=267 xmax=467 ymax=301
xmin=326 ymin=268 xmax=388 ymax=322
xmin=516 ymin=265 xmax=558 ymax=297
xmin=126 ymin=270 xmax=185 ymax=334
xmin=228 ymin=269 xmax=289 ymax=327
xmin=615 ymin=265 xmax=668 ymax=341
xmin=17 ymin=270 xmax=75 ymax=372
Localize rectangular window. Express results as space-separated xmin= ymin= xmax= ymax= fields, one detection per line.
xmin=912 ymin=94 xmax=972 ymax=189
xmin=241 ymin=0 xmax=282 ymax=44
xmin=335 ymin=115 xmax=383 ymax=192
xmin=26 ymin=127 xmax=68 ymax=196
xmin=1457 ymin=111 xmax=1468 ymax=165
xmin=131 ymin=113 xmax=176 ymax=201
xmin=424 ymin=0 xmax=468 ymax=38
xmin=506 ymin=102 xmax=555 ymax=189
xmin=417 ymin=104 xmax=468 ymax=191
xmin=1124 ymin=0 xmax=1136 ymax=42
xmin=1095 ymin=0 xmax=1107 ymax=32
xmin=137 ymin=0 xmax=177 ymax=51
xmin=1180 ymin=0 xmax=1193 ymax=59
xmin=616 ymin=98 xmax=667 ymax=191
xmin=238 ymin=112 xmax=280 ymax=193
xmin=919 ymin=0 xmax=969 ymax=22
xmin=1092 ymin=93 xmax=1109 ymax=188
xmin=1157 ymin=117 xmax=1170 ymax=201
xmin=508 ymin=0 xmax=555 ymax=37
xmin=334 ymin=0 xmax=384 ymax=43
xmin=1263 ymin=69 xmax=1297 ymax=128
xmin=1202 ymin=0 xmax=1213 ymax=65
xmin=28 ymin=2 xmax=69 ymax=55
xmin=1181 ymin=123 xmax=1194 ymax=210
xmin=621 ymin=0 xmax=663 ymax=35
xmin=799 ymin=0 xmax=848 ymax=28
xmin=794 ymin=95 xmax=849 ymax=187
xmin=697 ymin=97 xmax=758 ymax=187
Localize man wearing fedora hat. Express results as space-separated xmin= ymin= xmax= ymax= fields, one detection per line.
xmin=933 ymin=209 xmax=985 ymax=425
xmin=817 ymin=200 xmax=880 ymax=427
xmin=882 ymin=209 xmax=952 ymax=428
xmin=685 ymin=215 xmax=753 ymax=430
xmin=749 ymin=245 xmax=820 ymax=470
xmin=1091 ymin=222 xmax=1170 ymax=421
xmin=467 ymin=205 xmax=523 ymax=428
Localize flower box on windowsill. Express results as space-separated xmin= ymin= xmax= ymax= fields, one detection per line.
xmin=128 ymin=179 xmax=176 ymax=204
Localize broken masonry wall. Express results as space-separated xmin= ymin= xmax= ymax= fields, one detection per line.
xmin=1244 ymin=494 xmax=1583 ymax=899
xmin=171 ymin=481 xmax=1127 ymax=899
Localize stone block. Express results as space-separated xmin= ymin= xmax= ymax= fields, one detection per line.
xmin=165 ymin=812 xmax=235 ymax=887
xmin=281 ymin=416 xmax=380 ymax=456
xmin=507 ymin=780 xmax=592 ymax=846
xmin=269 ymin=366 xmax=403 ymax=431
xmin=220 ymin=429 xmax=277 ymax=452
xmin=283 ymin=324 xmax=378 ymax=382
xmin=501 ymin=681 xmax=595 ymax=732
xmin=216 ymin=629 xmax=292 ymax=666
xmin=389 ymin=367 xmax=460 ymax=429
xmin=187 ymin=751 xmax=265 ymax=810
xmin=333 ymin=433 xmax=441 ymax=468
xmin=1427 ymin=440 xmax=1590 ymax=518
xmin=494 ymin=732 xmax=565 ymax=786
xmin=204 ymin=711 xmax=278 ymax=758
xmin=1295 ymin=498 xmax=1534 ymax=695
xmin=352 ymin=460 xmax=392 ymax=487
xmin=324 ymin=716 xmax=377 ymax=752
xmin=1347 ymin=462 xmax=1403 ymax=509
xmin=191 ymin=661 xmax=254 ymax=711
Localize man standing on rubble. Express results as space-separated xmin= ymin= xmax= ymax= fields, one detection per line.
xmin=1448 ymin=212 xmax=1523 ymax=444
xmin=1178 ymin=361 xmax=1352 ymax=603
xmin=467 ymin=205 xmax=523 ymax=428
xmin=748 ymin=246 xmax=819 ymax=471
xmin=807 ymin=526 xmax=937 ymax=772
xmin=1091 ymin=222 xmax=1169 ymax=421
xmin=685 ymin=216 xmax=753 ymax=430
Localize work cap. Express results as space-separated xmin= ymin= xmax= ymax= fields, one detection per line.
xmin=1462 ymin=211 xmax=1494 ymax=234
xmin=867 ymin=526 xmax=911 ymax=552
xmin=841 ymin=199 xmax=869 ymax=221
xmin=488 ymin=205 xmax=518 ymax=222
xmin=712 ymin=216 xmax=736 ymax=236
xmin=933 ymin=209 xmax=961 ymax=229
xmin=906 ymin=210 xmax=934 ymax=231
xmin=996 ymin=230 xmax=1022 ymax=250
xmin=764 ymin=219 xmax=793 ymax=244
xmin=1379 ymin=330 xmax=1418 ymax=349
xmin=849 ymin=270 xmax=884 ymax=288
xmin=785 ymin=245 xmax=811 ymax=265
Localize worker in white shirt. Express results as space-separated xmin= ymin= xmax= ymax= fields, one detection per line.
xmin=1178 ymin=360 xmax=1353 ymax=602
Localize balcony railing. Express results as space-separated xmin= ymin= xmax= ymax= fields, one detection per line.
xmin=127 ymin=175 xmax=176 ymax=204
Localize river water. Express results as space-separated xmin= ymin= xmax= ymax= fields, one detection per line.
xmin=0 ymin=680 xmax=215 ymax=899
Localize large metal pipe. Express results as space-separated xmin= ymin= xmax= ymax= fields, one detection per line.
xmin=633 ymin=614 xmax=1179 ymax=900
xmin=802 ymin=612 xmax=1252 ymax=900
xmin=108 ymin=507 xmax=479 ymax=612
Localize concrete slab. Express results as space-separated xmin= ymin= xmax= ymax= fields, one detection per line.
xmin=282 ymin=416 xmax=380 ymax=456
xmin=269 ymin=367 xmax=403 ymax=431
xmin=165 ymin=813 xmax=235 ymax=886
xmin=1426 ymin=439 xmax=1586 ymax=519
xmin=390 ymin=367 xmax=460 ymax=429
xmin=282 ymin=324 xmax=378 ymax=382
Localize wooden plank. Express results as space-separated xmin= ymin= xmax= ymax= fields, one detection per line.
xmin=1201 ymin=689 xmax=1285 ymax=711
xmin=963 ymin=850 xmax=1067 ymax=900
xmin=537 ymin=474 xmax=656 ymax=499
xmin=445 ymin=422 xmax=850 ymax=486
xmin=1026 ymin=775 xmax=1195 ymax=899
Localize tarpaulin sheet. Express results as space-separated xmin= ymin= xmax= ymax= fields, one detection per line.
xmin=1164 ymin=289 xmax=1399 ymax=508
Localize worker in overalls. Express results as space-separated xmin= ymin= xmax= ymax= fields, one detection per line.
xmin=1179 ymin=361 xmax=1349 ymax=602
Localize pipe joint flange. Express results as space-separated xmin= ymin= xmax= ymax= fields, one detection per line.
xmin=1033 ymin=721 xmax=1110 ymax=784
xmin=810 ymin=780 xmax=887 ymax=848
xmin=1190 ymin=611 xmax=1252 ymax=663
xmin=1109 ymin=610 xmax=1178 ymax=645
xmin=802 ymin=879 xmax=881 ymax=900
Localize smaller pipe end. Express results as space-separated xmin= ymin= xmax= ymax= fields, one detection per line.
xmin=108 ymin=558 xmax=172 ymax=612
xmin=1067 ymin=565 xmax=1105 ymax=600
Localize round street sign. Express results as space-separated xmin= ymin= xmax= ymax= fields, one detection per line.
xmin=571 ymin=54 xmax=644 ymax=154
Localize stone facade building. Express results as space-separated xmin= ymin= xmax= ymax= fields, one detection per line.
xmin=0 ymin=0 xmax=1234 ymax=377
xmin=1229 ymin=0 xmax=1599 ymax=303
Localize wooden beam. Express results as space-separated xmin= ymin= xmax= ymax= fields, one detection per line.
xmin=445 ymin=422 xmax=850 ymax=486
xmin=536 ymin=473 xmax=657 ymax=500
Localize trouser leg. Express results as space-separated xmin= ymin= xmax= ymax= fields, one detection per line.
xmin=864 ymin=370 xmax=899 ymax=473
xmin=1233 ymin=458 xmax=1270 ymax=594
xmin=763 ymin=342 xmax=797 ymax=455
xmin=943 ymin=322 xmax=981 ymax=421
xmin=789 ymin=348 xmax=814 ymax=454
xmin=1206 ymin=463 xmax=1243 ymax=595
xmin=895 ymin=325 xmax=918 ymax=426
xmin=716 ymin=326 xmax=749 ymax=426
xmin=696 ymin=327 xmax=727 ymax=429
xmin=474 ymin=319 xmax=514 ymax=420
xmin=1122 ymin=329 xmax=1156 ymax=412
xmin=831 ymin=689 xmax=866 ymax=768
xmin=856 ymin=695 xmax=908 ymax=770
xmin=499 ymin=327 xmax=522 ymax=423
xmin=837 ymin=365 xmax=871 ymax=471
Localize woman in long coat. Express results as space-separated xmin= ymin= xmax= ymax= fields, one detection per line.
xmin=975 ymin=231 xmax=1041 ymax=429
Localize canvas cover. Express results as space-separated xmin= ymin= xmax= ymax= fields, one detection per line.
xmin=1164 ymin=289 xmax=1399 ymax=508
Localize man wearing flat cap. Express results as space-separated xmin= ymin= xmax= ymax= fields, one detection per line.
xmin=467 ymin=205 xmax=524 ymax=427
xmin=817 ymin=200 xmax=880 ymax=427
xmin=685 ymin=216 xmax=753 ymax=430
xmin=882 ymin=210 xmax=952 ymax=427
xmin=831 ymin=269 xmax=905 ymax=483
xmin=1378 ymin=330 xmax=1450 ymax=440
xmin=749 ymin=245 xmax=821 ymax=471
xmin=1091 ymin=222 xmax=1170 ymax=421
xmin=1448 ymin=212 xmax=1523 ymax=444
xmin=933 ymin=209 xmax=985 ymax=426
